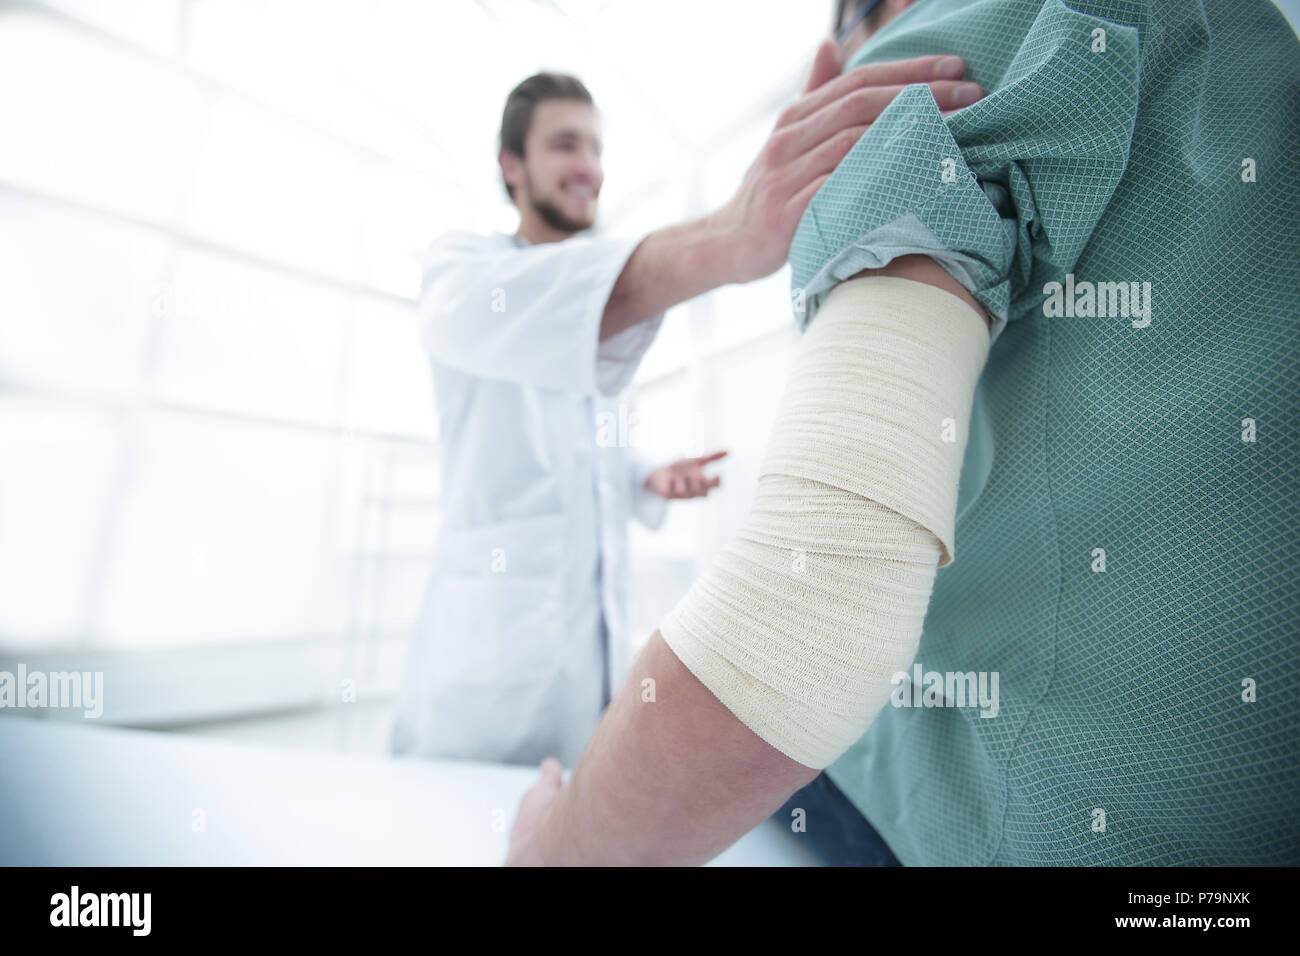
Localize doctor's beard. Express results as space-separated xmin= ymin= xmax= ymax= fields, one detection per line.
xmin=523 ymin=169 xmax=595 ymax=235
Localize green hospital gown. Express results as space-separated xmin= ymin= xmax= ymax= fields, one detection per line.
xmin=788 ymin=0 xmax=1300 ymax=864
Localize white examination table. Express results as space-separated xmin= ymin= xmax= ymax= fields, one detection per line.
xmin=0 ymin=717 xmax=820 ymax=866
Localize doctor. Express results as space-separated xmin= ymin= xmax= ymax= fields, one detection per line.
xmin=392 ymin=55 xmax=986 ymax=768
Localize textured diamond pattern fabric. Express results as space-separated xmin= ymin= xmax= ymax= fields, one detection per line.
xmin=791 ymin=0 xmax=1300 ymax=864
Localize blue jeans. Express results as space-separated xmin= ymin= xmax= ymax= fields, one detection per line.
xmin=774 ymin=773 xmax=903 ymax=866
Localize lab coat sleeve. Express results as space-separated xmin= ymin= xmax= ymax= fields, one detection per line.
xmin=419 ymin=231 xmax=664 ymax=396
xmin=629 ymin=453 xmax=668 ymax=531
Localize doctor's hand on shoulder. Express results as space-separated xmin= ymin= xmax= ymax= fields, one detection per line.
xmin=644 ymin=450 xmax=728 ymax=501
xmin=709 ymin=39 xmax=983 ymax=285
xmin=600 ymin=43 xmax=984 ymax=342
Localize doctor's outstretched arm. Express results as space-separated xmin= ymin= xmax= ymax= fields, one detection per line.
xmin=599 ymin=45 xmax=983 ymax=342
xmin=423 ymin=46 xmax=982 ymax=395
xmin=505 ymin=257 xmax=993 ymax=865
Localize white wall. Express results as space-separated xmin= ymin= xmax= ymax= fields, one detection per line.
xmin=0 ymin=0 xmax=827 ymax=746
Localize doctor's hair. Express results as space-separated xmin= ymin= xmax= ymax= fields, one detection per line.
xmin=498 ymin=72 xmax=594 ymax=203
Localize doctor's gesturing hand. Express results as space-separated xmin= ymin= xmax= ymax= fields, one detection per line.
xmin=644 ymin=450 xmax=728 ymax=500
xmin=599 ymin=40 xmax=982 ymax=341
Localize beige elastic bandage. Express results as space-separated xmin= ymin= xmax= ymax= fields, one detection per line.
xmin=658 ymin=276 xmax=991 ymax=769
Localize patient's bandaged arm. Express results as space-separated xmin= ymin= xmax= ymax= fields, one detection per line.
xmin=659 ymin=276 xmax=991 ymax=769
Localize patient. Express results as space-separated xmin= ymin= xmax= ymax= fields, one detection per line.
xmin=507 ymin=0 xmax=1300 ymax=866
xmin=765 ymin=0 xmax=1300 ymax=867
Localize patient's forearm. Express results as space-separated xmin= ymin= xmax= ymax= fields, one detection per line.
xmin=512 ymin=629 xmax=818 ymax=866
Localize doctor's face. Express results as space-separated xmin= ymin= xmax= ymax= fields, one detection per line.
xmin=515 ymin=98 xmax=603 ymax=234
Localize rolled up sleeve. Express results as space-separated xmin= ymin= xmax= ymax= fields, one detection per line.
xmin=789 ymin=0 xmax=1141 ymax=346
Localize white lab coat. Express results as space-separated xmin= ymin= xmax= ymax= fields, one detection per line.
xmin=390 ymin=229 xmax=667 ymax=768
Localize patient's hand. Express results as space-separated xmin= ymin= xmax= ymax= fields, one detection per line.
xmin=506 ymin=757 xmax=564 ymax=866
